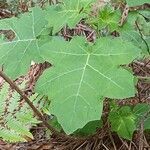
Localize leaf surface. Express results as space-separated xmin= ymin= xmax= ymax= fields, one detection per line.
xmin=126 ymin=0 xmax=150 ymax=7
xmin=109 ymin=106 xmax=136 ymax=140
xmin=0 ymin=7 xmax=47 ymax=78
xmin=133 ymin=104 xmax=150 ymax=130
xmin=88 ymin=6 xmax=120 ymax=32
xmin=46 ymin=0 xmax=95 ymax=34
xmin=36 ymin=36 xmax=141 ymax=134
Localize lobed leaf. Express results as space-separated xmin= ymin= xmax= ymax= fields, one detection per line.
xmin=46 ymin=0 xmax=95 ymax=34
xmin=36 ymin=36 xmax=141 ymax=134
xmin=0 ymin=7 xmax=48 ymax=78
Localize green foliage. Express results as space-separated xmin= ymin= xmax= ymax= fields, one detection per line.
xmin=0 ymin=7 xmax=48 ymax=78
xmin=88 ymin=5 xmax=121 ymax=33
xmin=0 ymin=0 xmax=149 ymax=141
xmin=74 ymin=120 xmax=103 ymax=136
xmin=36 ymin=36 xmax=140 ymax=134
xmin=109 ymin=103 xmax=150 ymax=140
xmin=119 ymin=11 xmax=150 ymax=56
xmin=126 ymin=0 xmax=150 ymax=7
xmin=46 ymin=0 xmax=95 ymax=34
xmin=133 ymin=104 xmax=150 ymax=130
xmin=139 ymin=10 xmax=150 ymax=21
xmin=109 ymin=106 xmax=136 ymax=140
xmin=49 ymin=116 xmax=62 ymax=132
xmin=0 ymin=82 xmax=45 ymax=142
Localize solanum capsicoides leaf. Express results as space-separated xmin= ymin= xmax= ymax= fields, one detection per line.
xmin=46 ymin=0 xmax=95 ymax=34
xmin=36 ymin=36 xmax=141 ymax=134
xmin=0 ymin=7 xmax=47 ymax=78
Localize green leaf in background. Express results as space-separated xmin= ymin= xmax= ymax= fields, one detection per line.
xmin=46 ymin=0 xmax=95 ymax=34
xmin=136 ymin=15 xmax=150 ymax=36
xmin=88 ymin=5 xmax=121 ymax=32
xmin=135 ymin=14 xmax=150 ymax=55
xmin=119 ymin=11 xmax=138 ymax=32
xmin=133 ymin=104 xmax=150 ymax=130
xmin=144 ymin=117 xmax=150 ymax=130
xmin=126 ymin=0 xmax=150 ymax=7
xmin=133 ymin=103 xmax=150 ymax=117
xmin=119 ymin=12 xmax=150 ymax=56
xmin=121 ymin=31 xmax=149 ymax=55
xmin=0 ymin=7 xmax=48 ymax=78
xmin=74 ymin=120 xmax=103 ymax=136
xmin=36 ymin=36 xmax=141 ymax=134
xmin=139 ymin=10 xmax=150 ymax=21
xmin=109 ymin=106 xmax=136 ymax=140
xmin=49 ymin=116 xmax=62 ymax=132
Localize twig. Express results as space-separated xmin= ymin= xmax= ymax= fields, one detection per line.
xmin=143 ymin=135 xmax=150 ymax=148
xmin=119 ymin=4 xmax=129 ymax=27
xmin=129 ymin=3 xmax=150 ymax=12
xmin=119 ymin=137 xmax=129 ymax=149
xmin=109 ymin=129 xmax=117 ymax=150
xmin=138 ymin=121 xmax=144 ymax=150
xmin=0 ymin=70 xmax=60 ymax=136
xmin=102 ymin=143 xmax=110 ymax=150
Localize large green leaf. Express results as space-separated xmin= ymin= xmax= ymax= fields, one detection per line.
xmin=36 ymin=36 xmax=141 ymax=134
xmin=109 ymin=106 xmax=136 ymax=140
xmin=126 ymin=0 xmax=150 ymax=7
xmin=46 ymin=0 xmax=95 ymax=34
xmin=0 ymin=7 xmax=47 ymax=78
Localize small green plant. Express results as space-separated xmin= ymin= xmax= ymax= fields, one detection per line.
xmin=0 ymin=82 xmax=46 ymax=142
xmin=0 ymin=0 xmax=149 ymax=142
